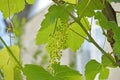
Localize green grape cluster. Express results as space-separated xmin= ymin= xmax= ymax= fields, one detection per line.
xmin=46 ymin=19 xmax=68 ymax=65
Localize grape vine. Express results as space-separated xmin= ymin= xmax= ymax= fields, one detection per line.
xmin=0 ymin=0 xmax=120 ymax=80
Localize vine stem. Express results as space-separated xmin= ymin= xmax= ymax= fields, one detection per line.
xmin=69 ymin=12 xmax=116 ymax=65
xmin=52 ymin=0 xmax=117 ymax=65
xmin=0 ymin=37 xmax=23 ymax=69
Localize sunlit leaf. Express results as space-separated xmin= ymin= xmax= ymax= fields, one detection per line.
xmin=0 ymin=0 xmax=25 ymax=18
xmin=67 ymin=17 xmax=90 ymax=52
xmin=26 ymin=0 xmax=34 ymax=4
xmin=3 ymin=66 xmax=14 ymax=80
xmin=0 ymin=0 xmax=34 ymax=18
xmin=0 ymin=46 xmax=20 ymax=80
xmin=36 ymin=4 xmax=74 ymax=45
xmin=36 ymin=23 xmax=55 ymax=44
xmin=63 ymin=0 xmax=78 ymax=4
xmin=67 ymin=23 xmax=86 ymax=52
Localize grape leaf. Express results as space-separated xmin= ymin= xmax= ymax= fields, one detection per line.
xmin=0 ymin=0 xmax=25 ymax=18
xmin=95 ymin=12 xmax=117 ymax=29
xmin=67 ymin=17 xmax=90 ymax=52
xmin=108 ymin=0 xmax=120 ymax=2
xmin=23 ymin=64 xmax=83 ymax=80
xmin=113 ymin=27 xmax=120 ymax=57
xmin=36 ymin=4 xmax=74 ymax=44
xmin=26 ymin=0 xmax=34 ymax=4
xmin=36 ymin=4 xmax=90 ymax=52
xmin=23 ymin=65 xmax=54 ymax=80
xmin=3 ymin=66 xmax=14 ymax=80
xmin=67 ymin=23 xmax=86 ymax=52
xmin=12 ymin=16 xmax=26 ymax=37
xmin=14 ymin=67 xmax=22 ymax=80
xmin=63 ymin=0 xmax=78 ymax=4
xmin=95 ymin=12 xmax=109 ymax=29
xmin=40 ymin=4 xmax=74 ymax=30
xmin=85 ymin=60 xmax=101 ymax=80
xmin=0 ymin=46 xmax=20 ymax=80
xmin=77 ymin=0 xmax=104 ymax=17
xmin=95 ymin=12 xmax=120 ymax=57
xmin=36 ymin=23 xmax=55 ymax=44
xmin=99 ymin=66 xmax=109 ymax=80
xmin=52 ymin=64 xmax=83 ymax=80
xmin=0 ymin=0 xmax=34 ymax=18
xmin=102 ymin=55 xmax=117 ymax=67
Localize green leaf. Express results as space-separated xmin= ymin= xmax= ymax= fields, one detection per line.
xmin=95 ymin=12 xmax=108 ymax=29
xmin=95 ymin=12 xmax=118 ymax=29
xmin=113 ymin=27 xmax=120 ymax=57
xmin=95 ymin=12 xmax=120 ymax=57
xmin=23 ymin=64 xmax=83 ymax=80
xmin=12 ymin=16 xmax=26 ymax=37
xmin=0 ymin=46 xmax=20 ymax=80
xmin=102 ymin=55 xmax=117 ymax=67
xmin=99 ymin=66 xmax=109 ymax=80
xmin=63 ymin=0 xmax=78 ymax=4
xmin=52 ymin=64 xmax=83 ymax=80
xmin=36 ymin=4 xmax=74 ymax=44
xmin=67 ymin=23 xmax=85 ymax=52
xmin=113 ymin=41 xmax=120 ymax=57
xmin=77 ymin=0 xmax=104 ymax=17
xmin=41 ymin=4 xmax=73 ymax=30
xmin=14 ymin=67 xmax=22 ymax=80
xmin=0 ymin=0 xmax=34 ymax=18
xmin=26 ymin=0 xmax=34 ymax=4
xmin=108 ymin=0 xmax=120 ymax=2
xmin=36 ymin=23 xmax=55 ymax=44
xmin=23 ymin=64 xmax=54 ymax=80
xmin=3 ymin=66 xmax=14 ymax=80
xmin=67 ymin=17 xmax=90 ymax=52
xmin=85 ymin=60 xmax=101 ymax=80
xmin=0 ymin=0 xmax=25 ymax=18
